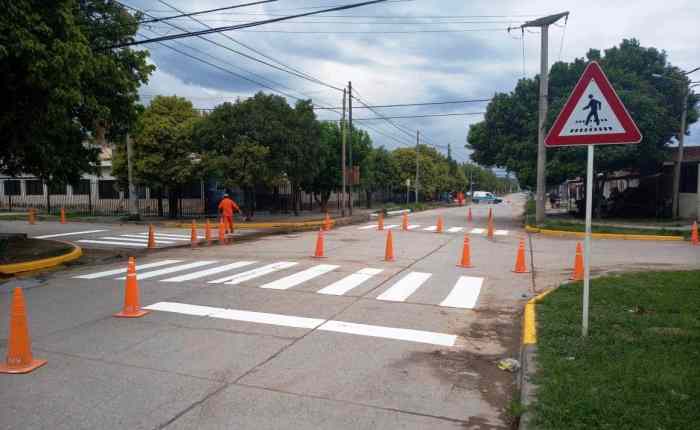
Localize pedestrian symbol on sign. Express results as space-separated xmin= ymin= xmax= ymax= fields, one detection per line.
xmin=583 ymin=94 xmax=602 ymax=126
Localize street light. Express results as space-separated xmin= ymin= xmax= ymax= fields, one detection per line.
xmin=652 ymin=69 xmax=699 ymax=218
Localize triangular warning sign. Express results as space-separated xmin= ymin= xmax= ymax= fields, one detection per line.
xmin=545 ymin=61 xmax=642 ymax=147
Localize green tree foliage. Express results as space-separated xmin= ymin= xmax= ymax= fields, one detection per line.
xmin=361 ymin=146 xmax=399 ymax=207
xmin=0 ymin=0 xmax=153 ymax=187
xmin=467 ymin=39 xmax=699 ymax=189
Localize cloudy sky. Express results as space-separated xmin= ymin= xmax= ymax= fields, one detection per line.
xmin=129 ymin=0 xmax=700 ymax=166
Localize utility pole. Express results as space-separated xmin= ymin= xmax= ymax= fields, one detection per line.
xmin=348 ymin=81 xmax=353 ymax=215
xmin=341 ymin=88 xmax=347 ymax=217
xmin=126 ymin=132 xmax=139 ymax=220
xmin=673 ymin=89 xmax=689 ymax=218
xmin=521 ymin=12 xmax=569 ymax=225
xmin=415 ymin=130 xmax=420 ymax=204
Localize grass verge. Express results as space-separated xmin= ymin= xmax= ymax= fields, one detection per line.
xmin=537 ymin=219 xmax=688 ymax=238
xmin=533 ymin=271 xmax=700 ymax=429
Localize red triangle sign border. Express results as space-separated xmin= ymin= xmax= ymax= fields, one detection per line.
xmin=545 ymin=61 xmax=642 ymax=147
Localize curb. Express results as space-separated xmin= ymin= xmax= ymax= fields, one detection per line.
xmin=518 ymin=288 xmax=555 ymax=430
xmin=0 ymin=241 xmax=83 ymax=275
xmin=525 ymin=225 xmax=684 ymax=241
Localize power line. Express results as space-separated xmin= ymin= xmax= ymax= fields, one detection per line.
xmin=314 ymin=98 xmax=491 ymax=110
xmin=167 ymin=19 xmax=523 ymax=25
xmin=139 ymin=1 xmax=277 ymax=24
xmin=107 ymin=0 xmax=391 ymax=49
xmin=351 ymin=112 xmax=486 ymax=120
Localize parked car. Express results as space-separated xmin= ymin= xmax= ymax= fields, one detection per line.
xmin=471 ymin=191 xmax=502 ymax=204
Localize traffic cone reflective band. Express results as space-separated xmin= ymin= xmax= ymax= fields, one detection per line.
xmin=313 ymin=229 xmax=325 ymax=258
xmin=384 ymin=229 xmax=395 ymax=261
xmin=147 ymin=224 xmax=156 ymax=249
xmin=377 ymin=213 xmax=384 ymax=230
xmin=457 ymin=235 xmax=473 ymax=268
xmin=0 ymin=288 xmax=47 ymax=374
xmin=487 ymin=216 xmax=494 ymax=240
xmin=324 ymin=212 xmax=331 ymax=231
xmin=114 ymin=257 xmax=149 ymax=318
xmin=60 ymin=207 xmax=66 ymax=224
xmin=570 ymin=242 xmax=584 ymax=281
xmin=218 ymin=218 xmax=226 ymax=244
xmin=513 ymin=237 xmax=529 ymax=274
xmin=190 ymin=220 xmax=198 ymax=248
xmin=401 ymin=213 xmax=408 ymax=231
xmin=692 ymin=221 xmax=699 ymax=246
xmin=436 ymin=216 xmax=444 ymax=233
xmin=28 ymin=208 xmax=35 ymax=225
xmin=467 ymin=207 xmax=473 ymax=222
xmin=205 ymin=219 xmax=212 ymax=245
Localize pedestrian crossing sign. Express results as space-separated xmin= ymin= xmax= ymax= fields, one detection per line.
xmin=545 ymin=61 xmax=642 ymax=147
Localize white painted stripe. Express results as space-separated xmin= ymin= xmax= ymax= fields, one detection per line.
xmin=77 ymin=239 xmax=147 ymax=247
xmin=376 ymin=272 xmax=432 ymax=302
xmin=357 ymin=224 xmax=377 ymax=230
xmin=34 ymin=229 xmax=108 ymax=239
xmin=447 ymin=227 xmax=464 ymax=233
xmin=470 ymin=228 xmax=486 ymax=234
xmin=209 ymin=309 xmax=324 ymax=329
xmin=260 ymin=264 xmax=339 ymax=290
xmin=383 ymin=224 xmax=399 ymax=230
xmin=423 ymin=226 xmax=437 ymax=232
xmin=406 ymin=224 xmax=420 ymax=230
xmin=99 ymin=236 xmax=176 ymax=245
xmin=117 ymin=261 xmax=217 ymax=280
xmin=144 ymin=301 xmax=457 ymax=346
xmin=74 ymin=260 xmax=183 ymax=279
xmin=319 ymin=320 xmax=456 ymax=347
xmin=131 ymin=232 xmax=201 ymax=240
xmin=209 ymin=261 xmax=298 ymax=284
xmin=439 ymin=276 xmax=483 ymax=309
xmin=161 ymin=261 xmax=257 ymax=282
xmin=119 ymin=234 xmax=180 ymax=242
xmin=317 ymin=268 xmax=383 ymax=296
xmin=494 ymin=230 xmax=509 ymax=236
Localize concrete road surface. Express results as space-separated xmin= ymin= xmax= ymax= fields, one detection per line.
xmin=1 ymin=194 xmax=697 ymax=429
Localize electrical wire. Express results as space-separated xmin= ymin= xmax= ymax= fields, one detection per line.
xmin=139 ymin=1 xmax=277 ymax=24
xmin=314 ymin=98 xmax=491 ymax=110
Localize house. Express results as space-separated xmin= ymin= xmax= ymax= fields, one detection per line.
xmin=665 ymin=146 xmax=700 ymax=219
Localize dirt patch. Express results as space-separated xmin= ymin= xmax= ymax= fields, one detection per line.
xmin=0 ymin=237 xmax=73 ymax=264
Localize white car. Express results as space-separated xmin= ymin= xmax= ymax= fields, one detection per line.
xmin=471 ymin=191 xmax=502 ymax=204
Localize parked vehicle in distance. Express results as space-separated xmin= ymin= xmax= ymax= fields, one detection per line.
xmin=471 ymin=191 xmax=502 ymax=204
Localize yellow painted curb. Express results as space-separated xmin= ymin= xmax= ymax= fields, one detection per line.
xmin=522 ymin=289 xmax=555 ymax=345
xmin=0 ymin=241 xmax=83 ymax=275
xmin=525 ymin=225 xmax=684 ymax=241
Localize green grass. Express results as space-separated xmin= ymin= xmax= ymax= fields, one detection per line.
xmin=538 ymin=220 xmax=688 ymax=238
xmin=533 ymin=271 xmax=700 ymax=430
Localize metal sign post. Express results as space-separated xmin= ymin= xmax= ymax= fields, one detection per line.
xmin=582 ymin=145 xmax=594 ymax=336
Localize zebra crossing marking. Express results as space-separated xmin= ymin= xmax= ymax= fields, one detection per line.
xmin=209 ymin=261 xmax=298 ymax=285
xmin=73 ymin=260 xmax=183 ymax=279
xmin=145 ymin=301 xmax=457 ymax=346
xmin=469 ymin=228 xmax=486 ymax=234
xmin=99 ymin=236 xmax=176 ymax=245
xmin=161 ymin=261 xmax=257 ymax=282
xmin=78 ymin=239 xmax=147 ymax=247
xmin=494 ymin=230 xmax=509 ymax=236
xmin=423 ymin=226 xmax=438 ymax=232
xmin=118 ymin=261 xmax=218 ymax=280
xmin=376 ymin=272 xmax=432 ymax=302
xmin=358 ymin=224 xmax=378 ymax=230
xmin=446 ymin=227 xmax=464 ymax=233
xmin=34 ymin=230 xmax=108 ymax=239
xmin=317 ymin=268 xmax=383 ymax=296
xmin=439 ymin=276 xmax=483 ymax=309
xmin=260 ymin=264 xmax=339 ymax=290
xmin=406 ymin=225 xmax=420 ymax=230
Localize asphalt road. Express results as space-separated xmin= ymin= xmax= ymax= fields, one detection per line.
xmin=1 ymin=195 xmax=698 ymax=429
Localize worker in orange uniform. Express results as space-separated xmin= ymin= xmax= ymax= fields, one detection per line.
xmin=218 ymin=193 xmax=240 ymax=233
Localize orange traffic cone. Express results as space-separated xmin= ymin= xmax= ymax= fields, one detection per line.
xmin=487 ymin=216 xmax=494 ymax=240
xmin=570 ymin=242 xmax=584 ymax=281
xmin=114 ymin=257 xmax=149 ymax=318
xmin=205 ymin=219 xmax=212 ymax=245
xmin=401 ymin=212 xmax=408 ymax=231
xmin=324 ymin=212 xmax=331 ymax=231
xmin=0 ymin=288 xmax=47 ymax=374
xmin=28 ymin=208 xmax=35 ymax=225
xmin=488 ymin=208 xmax=493 ymax=222
xmin=513 ymin=237 xmax=529 ymax=274
xmin=384 ymin=229 xmax=395 ymax=261
xmin=457 ymin=235 xmax=473 ymax=268
xmin=692 ymin=221 xmax=699 ymax=246
xmin=467 ymin=207 xmax=473 ymax=222
xmin=60 ymin=207 xmax=66 ymax=224
xmin=313 ymin=228 xmax=325 ymax=258
xmin=190 ymin=220 xmax=198 ymax=248
xmin=218 ymin=218 xmax=226 ymax=244
xmin=436 ymin=216 xmax=444 ymax=233
xmin=147 ymin=224 xmax=156 ymax=249
xmin=377 ymin=212 xmax=384 ymax=231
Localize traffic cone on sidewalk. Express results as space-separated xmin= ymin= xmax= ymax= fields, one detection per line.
xmin=513 ymin=237 xmax=529 ymax=274
xmin=692 ymin=221 xmax=699 ymax=246
xmin=147 ymin=224 xmax=156 ymax=249
xmin=60 ymin=207 xmax=66 ymax=224
xmin=570 ymin=242 xmax=584 ymax=281
xmin=218 ymin=218 xmax=226 ymax=245
xmin=377 ymin=212 xmax=384 ymax=231
xmin=114 ymin=257 xmax=149 ymax=318
xmin=457 ymin=235 xmax=473 ymax=268
xmin=401 ymin=212 xmax=409 ymax=231
xmin=205 ymin=219 xmax=212 ymax=245
xmin=0 ymin=288 xmax=47 ymax=374
xmin=467 ymin=207 xmax=473 ymax=222
xmin=28 ymin=208 xmax=35 ymax=225
xmin=190 ymin=220 xmax=198 ymax=248
xmin=324 ymin=212 xmax=331 ymax=231
xmin=436 ymin=216 xmax=444 ymax=233
xmin=313 ymin=229 xmax=325 ymax=258
xmin=384 ymin=230 xmax=395 ymax=261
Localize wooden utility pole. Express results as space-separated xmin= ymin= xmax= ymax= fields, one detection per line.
xmin=348 ymin=81 xmax=353 ymax=215
xmin=341 ymin=89 xmax=347 ymax=217
xmin=415 ymin=130 xmax=420 ymax=204
xmin=126 ymin=132 xmax=139 ymax=220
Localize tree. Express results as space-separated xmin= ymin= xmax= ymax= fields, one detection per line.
xmin=114 ymin=96 xmax=201 ymax=218
xmin=468 ymin=39 xmax=699 ymax=193
xmin=361 ymin=146 xmax=399 ymax=207
xmin=1 ymin=0 xmax=154 ymax=200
